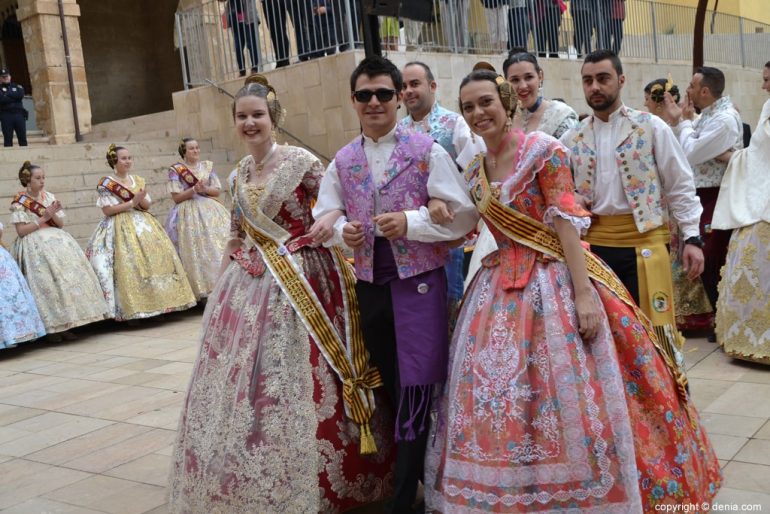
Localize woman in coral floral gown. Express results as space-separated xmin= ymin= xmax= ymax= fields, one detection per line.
xmin=170 ymin=77 xmax=393 ymax=514
xmin=425 ymin=69 xmax=721 ymax=513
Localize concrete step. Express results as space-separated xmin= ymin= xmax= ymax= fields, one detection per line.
xmin=83 ymin=111 xmax=177 ymax=142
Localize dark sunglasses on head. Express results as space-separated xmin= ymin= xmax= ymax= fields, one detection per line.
xmin=353 ymin=88 xmax=397 ymax=103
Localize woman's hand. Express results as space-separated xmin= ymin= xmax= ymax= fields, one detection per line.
xmin=574 ymin=288 xmax=601 ymax=341
xmin=307 ymin=210 xmax=342 ymax=246
xmin=193 ymin=181 xmax=207 ymax=195
xmin=43 ymin=201 xmax=62 ymax=221
xmin=219 ymin=237 xmax=244 ymax=277
xmin=714 ymin=149 xmax=734 ymax=163
xmin=133 ymin=189 xmax=148 ymax=206
xmin=428 ymin=198 xmax=454 ymax=225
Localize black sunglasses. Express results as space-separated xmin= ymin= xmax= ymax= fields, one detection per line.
xmin=353 ymin=88 xmax=397 ymax=103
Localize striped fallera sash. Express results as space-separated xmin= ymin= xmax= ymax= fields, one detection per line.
xmin=98 ymin=176 xmax=135 ymax=201
xmin=12 ymin=193 xmax=46 ymax=218
xmin=469 ymin=163 xmax=690 ymax=404
xmin=170 ymin=163 xmax=199 ymax=186
xmin=239 ymin=214 xmax=383 ymax=454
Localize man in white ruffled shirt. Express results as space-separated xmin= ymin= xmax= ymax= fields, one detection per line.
xmin=662 ymin=67 xmax=743 ymax=341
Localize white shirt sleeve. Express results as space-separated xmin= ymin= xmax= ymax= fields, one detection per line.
xmin=404 ymin=144 xmax=479 ymax=242
xmin=312 ymin=159 xmax=349 ymax=248
xmin=652 ymin=117 xmax=703 ymax=240
xmin=675 ymin=113 xmax=742 ymax=167
xmin=453 ymin=117 xmax=487 ymax=169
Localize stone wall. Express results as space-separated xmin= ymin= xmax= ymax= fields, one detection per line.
xmin=79 ymin=0 xmax=183 ymax=125
xmin=173 ymin=50 xmax=768 ymax=165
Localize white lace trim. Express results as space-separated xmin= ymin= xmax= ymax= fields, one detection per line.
xmin=542 ymin=205 xmax=591 ymax=236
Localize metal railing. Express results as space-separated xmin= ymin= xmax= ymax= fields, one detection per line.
xmin=175 ymin=0 xmax=770 ymax=88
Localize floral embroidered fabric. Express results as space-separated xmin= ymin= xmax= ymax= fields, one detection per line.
xmin=426 ymin=133 xmax=721 ymax=513
xmin=169 ymin=146 xmax=394 ymax=514
xmin=0 ymin=221 xmax=45 ymax=348
xmin=164 ymin=162 xmax=230 ymax=300
xmin=85 ymin=175 xmax=196 ymax=321
xmin=11 ymin=190 xmax=110 ymax=333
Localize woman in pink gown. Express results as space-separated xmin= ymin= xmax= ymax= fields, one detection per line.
xmin=170 ymin=76 xmax=393 ymax=513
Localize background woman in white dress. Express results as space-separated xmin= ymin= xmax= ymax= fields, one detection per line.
xmin=10 ymin=162 xmax=110 ymax=341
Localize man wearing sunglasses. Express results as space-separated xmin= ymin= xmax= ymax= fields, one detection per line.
xmin=399 ymin=61 xmax=486 ymax=320
xmin=313 ymin=56 xmax=478 ymax=514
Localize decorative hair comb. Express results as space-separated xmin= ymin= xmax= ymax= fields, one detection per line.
xmin=650 ymin=74 xmax=681 ymax=103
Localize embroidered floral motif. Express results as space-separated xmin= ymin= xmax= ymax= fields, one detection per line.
xmin=399 ymin=103 xmax=460 ymax=159
xmin=426 ymin=134 xmax=721 ymax=513
xmin=170 ymin=148 xmax=393 ymax=513
xmin=690 ymin=96 xmax=742 ymax=188
xmin=335 ymin=126 xmax=448 ymax=281
xmin=567 ymin=106 xmax=668 ymax=234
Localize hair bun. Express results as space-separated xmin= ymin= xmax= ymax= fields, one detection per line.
xmin=106 ymin=143 xmax=119 ymax=169
xmin=245 ymin=73 xmax=270 ymax=88
xmin=473 ymin=61 xmax=496 ymax=73
xmin=18 ymin=160 xmax=35 ymax=187
xmin=476 ymin=63 xmax=516 ymax=114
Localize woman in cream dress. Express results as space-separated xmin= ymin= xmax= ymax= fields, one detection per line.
xmin=86 ymin=144 xmax=196 ymax=321
xmin=10 ymin=162 xmax=109 ymax=340
xmin=165 ymin=138 xmax=230 ymax=300
xmin=712 ymin=68 xmax=770 ymax=364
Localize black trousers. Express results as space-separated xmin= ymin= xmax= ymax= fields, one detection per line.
xmin=1 ymin=111 xmax=27 ymax=147
xmin=261 ymin=0 xmax=310 ymax=66
xmin=356 ymin=279 xmax=428 ymax=514
xmin=572 ymin=8 xmax=594 ymax=56
xmin=534 ymin=4 xmax=561 ymax=56
xmin=590 ymin=245 xmax=640 ymax=305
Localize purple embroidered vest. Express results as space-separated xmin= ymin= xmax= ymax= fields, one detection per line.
xmin=335 ymin=127 xmax=449 ymax=282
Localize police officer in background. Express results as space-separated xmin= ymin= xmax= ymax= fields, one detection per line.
xmin=0 ymin=68 xmax=28 ymax=147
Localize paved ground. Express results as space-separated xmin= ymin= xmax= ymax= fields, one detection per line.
xmin=0 ymin=306 xmax=769 ymax=513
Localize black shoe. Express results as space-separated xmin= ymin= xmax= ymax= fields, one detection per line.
xmin=707 ymin=333 xmax=717 ymax=343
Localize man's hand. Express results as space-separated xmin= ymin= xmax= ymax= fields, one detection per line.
xmin=574 ymin=193 xmax=592 ymax=211
xmin=662 ymin=92 xmax=683 ymax=126
xmin=681 ymin=92 xmax=696 ymax=121
xmin=682 ymin=244 xmax=705 ymax=280
xmin=342 ymin=221 xmax=365 ymax=248
xmin=373 ymin=212 xmax=407 ymax=240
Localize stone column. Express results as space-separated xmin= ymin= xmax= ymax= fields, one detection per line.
xmin=16 ymin=0 xmax=91 ymax=143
